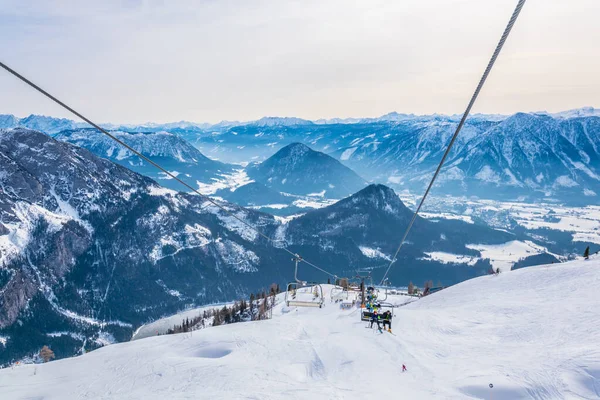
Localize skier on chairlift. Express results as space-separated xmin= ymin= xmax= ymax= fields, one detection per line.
xmin=370 ymin=309 xmax=382 ymax=331
xmin=382 ymin=310 xmax=392 ymax=333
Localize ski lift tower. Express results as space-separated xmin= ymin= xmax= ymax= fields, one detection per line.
xmin=354 ymin=270 xmax=371 ymax=308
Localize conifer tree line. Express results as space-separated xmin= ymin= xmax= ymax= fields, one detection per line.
xmin=166 ymin=283 xmax=281 ymax=335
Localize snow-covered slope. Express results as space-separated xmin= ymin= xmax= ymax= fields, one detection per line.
xmin=2 ymin=257 xmax=598 ymax=399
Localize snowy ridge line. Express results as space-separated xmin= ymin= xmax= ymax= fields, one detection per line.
xmin=4 ymin=107 xmax=598 ymax=133
xmin=380 ymin=0 xmax=526 ymax=285
xmin=0 ymin=61 xmax=338 ymax=280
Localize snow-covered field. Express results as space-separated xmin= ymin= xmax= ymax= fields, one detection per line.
xmin=465 ymin=240 xmax=560 ymax=271
xmin=132 ymin=302 xmax=232 ymax=340
xmin=422 ymin=240 xmax=564 ymax=271
xmin=2 ymin=258 xmax=599 ymax=399
xmin=196 ymin=168 xmax=253 ymax=195
xmin=404 ymin=194 xmax=600 ymax=247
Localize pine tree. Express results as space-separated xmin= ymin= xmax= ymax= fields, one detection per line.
xmin=249 ymin=293 xmax=255 ymax=320
xmin=584 ymin=246 xmax=590 ymax=259
xmin=258 ymin=299 xmax=266 ymax=320
xmin=327 ymin=278 xmax=331 ymax=284
xmin=408 ymin=281 xmax=414 ymax=295
xmin=232 ymin=301 xmax=239 ymax=321
xmin=213 ymin=311 xmax=221 ymax=326
xmin=40 ymin=345 xmax=55 ymax=363
xmin=222 ymin=305 xmax=231 ymax=324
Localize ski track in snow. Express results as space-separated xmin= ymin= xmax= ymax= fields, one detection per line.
xmin=2 ymin=257 xmax=600 ymax=399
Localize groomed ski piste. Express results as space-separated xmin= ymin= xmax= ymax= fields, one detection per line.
xmin=2 ymin=258 xmax=599 ymax=399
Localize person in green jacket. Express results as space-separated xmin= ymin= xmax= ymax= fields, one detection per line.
xmin=382 ymin=310 xmax=392 ymax=332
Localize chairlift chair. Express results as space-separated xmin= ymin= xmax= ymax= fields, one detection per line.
xmin=361 ymin=301 xmax=395 ymax=322
xmin=285 ymin=255 xmax=325 ymax=308
xmin=340 ymin=299 xmax=354 ymax=310
xmin=330 ymin=285 xmax=347 ymax=302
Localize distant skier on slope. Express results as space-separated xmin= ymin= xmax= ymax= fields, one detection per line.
xmin=402 ymin=364 xmax=407 ymax=372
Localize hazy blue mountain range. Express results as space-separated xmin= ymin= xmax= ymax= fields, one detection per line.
xmin=2 ymin=108 xmax=599 ymax=204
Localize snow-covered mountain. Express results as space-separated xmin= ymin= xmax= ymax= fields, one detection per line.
xmin=333 ymin=113 xmax=600 ymax=203
xmin=246 ymin=143 xmax=368 ymax=198
xmin=285 ymin=184 xmax=517 ymax=282
xmin=55 ymin=128 xmax=233 ymax=191
xmin=329 ymin=117 xmax=495 ymax=177
xmin=0 ymin=114 xmax=212 ymax=134
xmin=430 ymin=113 xmax=600 ymax=200
xmin=249 ymin=117 xmax=314 ymax=127
xmin=0 ymin=114 xmax=19 ymax=128
xmin=0 ymin=114 xmax=83 ymax=134
xmin=2 ymin=258 xmax=598 ymax=399
xmin=0 ymin=128 xmax=289 ymax=364
xmin=7 ymin=109 xmax=599 ymax=205
xmin=549 ymin=106 xmax=600 ymax=119
xmin=0 ymin=128 xmax=573 ymax=364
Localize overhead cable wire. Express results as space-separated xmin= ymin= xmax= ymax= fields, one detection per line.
xmin=379 ymin=0 xmax=527 ymax=285
xmin=0 ymin=61 xmax=338 ymax=279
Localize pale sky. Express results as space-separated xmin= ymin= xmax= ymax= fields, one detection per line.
xmin=0 ymin=0 xmax=598 ymax=124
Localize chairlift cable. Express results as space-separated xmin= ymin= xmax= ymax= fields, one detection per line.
xmin=379 ymin=0 xmax=527 ymax=285
xmin=0 ymin=60 xmax=338 ymax=279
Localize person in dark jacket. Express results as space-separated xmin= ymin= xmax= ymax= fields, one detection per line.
xmin=370 ymin=310 xmax=381 ymax=330
xmin=381 ymin=310 xmax=392 ymax=332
